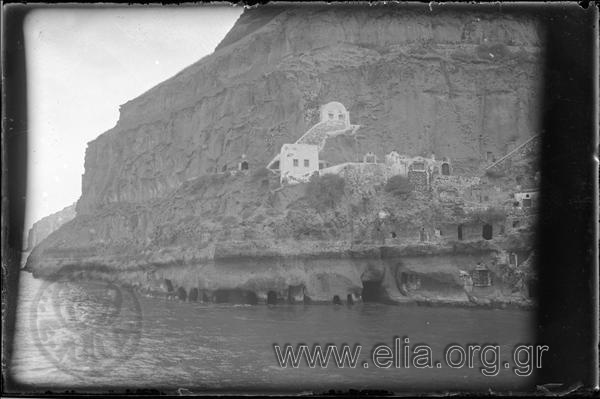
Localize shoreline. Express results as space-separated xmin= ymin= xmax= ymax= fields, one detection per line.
xmin=21 ymin=270 xmax=534 ymax=311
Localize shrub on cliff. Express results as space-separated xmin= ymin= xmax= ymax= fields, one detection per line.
xmin=469 ymin=206 xmax=506 ymax=223
xmin=306 ymin=174 xmax=345 ymax=211
xmin=285 ymin=208 xmax=324 ymax=240
xmin=251 ymin=166 xmax=270 ymax=181
xmin=384 ymin=175 xmax=412 ymax=197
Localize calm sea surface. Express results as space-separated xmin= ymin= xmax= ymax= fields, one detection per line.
xmin=11 ymin=272 xmax=536 ymax=394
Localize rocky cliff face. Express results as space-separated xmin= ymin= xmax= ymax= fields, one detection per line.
xmin=24 ymin=204 xmax=76 ymax=251
xmin=77 ymin=4 xmax=541 ymax=213
xmin=27 ymin=4 xmax=541 ymax=307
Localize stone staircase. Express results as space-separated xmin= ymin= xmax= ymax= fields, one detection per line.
xmin=485 ymin=134 xmax=540 ymax=172
xmin=266 ymin=120 xmax=359 ymax=170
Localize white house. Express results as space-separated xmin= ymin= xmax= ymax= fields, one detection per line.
xmin=279 ymin=143 xmax=319 ymax=185
xmin=514 ymin=190 xmax=539 ymax=208
xmin=319 ymin=101 xmax=350 ymax=125
xmin=266 ymin=101 xmax=358 ymax=173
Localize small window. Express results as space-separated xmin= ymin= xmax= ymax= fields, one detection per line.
xmin=328 ymin=112 xmax=334 ymax=119
xmin=338 ymin=113 xmax=344 ymax=120
xmin=484 ymin=195 xmax=489 ymax=202
xmin=304 ymin=159 xmax=309 ymax=167
xmin=522 ymin=198 xmax=532 ymax=207
xmin=293 ymin=159 xmax=299 ymax=167
xmin=512 ymin=220 xmax=520 ymax=228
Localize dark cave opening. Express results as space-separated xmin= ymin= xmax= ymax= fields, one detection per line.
xmin=188 ymin=288 xmax=199 ymax=302
xmin=176 ymin=287 xmax=187 ymax=301
xmin=213 ymin=289 xmax=258 ymax=305
xmin=267 ymin=290 xmax=278 ymax=305
xmin=482 ymin=223 xmax=493 ymax=240
xmin=346 ymin=294 xmax=354 ymax=305
xmin=361 ymin=281 xmax=389 ymax=303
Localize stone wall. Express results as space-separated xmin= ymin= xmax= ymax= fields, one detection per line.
xmin=432 ymin=175 xmax=480 ymax=202
xmin=321 ymin=162 xmax=391 ymax=197
xmin=408 ymin=170 xmax=429 ymax=192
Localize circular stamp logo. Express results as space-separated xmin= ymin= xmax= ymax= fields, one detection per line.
xmin=30 ymin=270 xmax=143 ymax=378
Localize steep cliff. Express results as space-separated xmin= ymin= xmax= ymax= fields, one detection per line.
xmin=76 ymin=4 xmax=541 ymax=213
xmin=27 ymin=4 xmax=541 ymax=307
xmin=24 ymin=204 xmax=76 ymax=251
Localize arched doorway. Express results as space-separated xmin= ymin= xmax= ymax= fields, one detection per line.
xmin=346 ymin=294 xmax=354 ymax=305
xmin=176 ymin=287 xmax=187 ymax=301
xmin=441 ymin=163 xmax=450 ymax=175
xmin=482 ymin=224 xmax=493 ymax=240
xmin=332 ymin=295 xmax=342 ymax=305
xmin=240 ymin=161 xmax=249 ymax=171
xmin=267 ymin=291 xmax=278 ymax=305
xmin=188 ymin=288 xmax=199 ymax=302
xmin=362 ymin=281 xmax=388 ymax=303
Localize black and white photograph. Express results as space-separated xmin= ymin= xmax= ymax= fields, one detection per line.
xmin=2 ymin=2 xmax=597 ymax=396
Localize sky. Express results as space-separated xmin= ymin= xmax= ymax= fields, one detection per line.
xmin=24 ymin=5 xmax=243 ymax=230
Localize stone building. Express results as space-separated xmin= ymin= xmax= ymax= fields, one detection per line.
xmin=514 ymin=190 xmax=539 ymax=209
xmin=319 ymin=101 xmax=350 ymax=125
xmin=279 ymin=144 xmax=319 ymax=185
xmin=383 ymin=153 xmax=451 ymax=191
xmin=363 ymin=152 xmax=377 ymax=163
xmin=408 ymin=169 xmax=429 ymax=192
xmin=238 ymin=154 xmax=249 ymax=171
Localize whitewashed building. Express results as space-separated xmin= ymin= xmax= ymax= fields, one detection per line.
xmin=266 ymin=101 xmax=359 ymax=185
xmin=514 ymin=190 xmax=539 ymax=208
xmin=279 ymin=143 xmax=319 ymax=185
xmin=319 ymin=101 xmax=350 ymax=125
